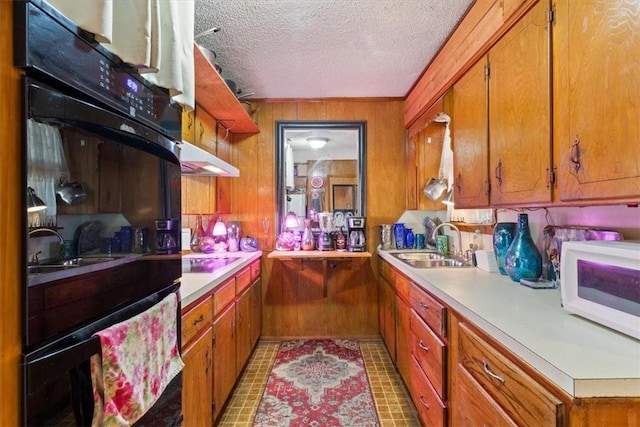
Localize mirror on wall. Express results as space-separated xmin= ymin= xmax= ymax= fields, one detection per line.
xmin=275 ymin=121 xmax=366 ymax=234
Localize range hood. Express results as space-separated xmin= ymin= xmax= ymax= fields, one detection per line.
xmin=179 ymin=141 xmax=239 ymax=177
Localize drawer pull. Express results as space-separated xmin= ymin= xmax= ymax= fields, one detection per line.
xmin=418 ymin=340 xmax=430 ymax=352
xmin=482 ymin=360 xmax=505 ymax=384
xmin=418 ymin=394 xmax=430 ymax=409
xmin=192 ymin=314 xmax=205 ymax=326
xmin=418 ymin=301 xmax=429 ymax=309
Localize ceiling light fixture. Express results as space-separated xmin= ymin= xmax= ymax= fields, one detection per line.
xmin=307 ymin=137 xmax=328 ymax=149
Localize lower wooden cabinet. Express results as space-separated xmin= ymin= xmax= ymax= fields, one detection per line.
xmin=212 ymin=302 xmax=236 ymax=421
xmin=456 ymin=321 xmax=565 ymax=426
xmin=235 ymin=287 xmax=252 ymax=373
xmin=181 ymin=257 xmax=262 ymax=425
xmin=453 ymin=363 xmax=517 ymax=427
xmin=410 ymin=355 xmax=447 ymax=427
xmin=181 ymin=296 xmax=214 ymax=427
xmin=182 ymin=327 xmax=213 ymax=427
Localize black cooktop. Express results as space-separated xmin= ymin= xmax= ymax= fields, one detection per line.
xmin=182 ymin=257 xmax=240 ymax=274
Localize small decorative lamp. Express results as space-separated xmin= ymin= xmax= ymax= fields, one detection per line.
xmin=212 ymin=218 xmax=228 ymax=252
xmin=27 ymin=187 xmax=47 ymax=212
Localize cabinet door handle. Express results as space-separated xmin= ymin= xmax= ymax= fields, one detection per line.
xmin=418 ymin=340 xmax=430 ymax=352
xmin=418 ymin=394 xmax=430 ymax=409
xmin=482 ymin=360 xmax=505 ymax=384
xmin=494 ymin=159 xmax=503 ymax=186
xmin=570 ymin=135 xmax=581 ymax=173
xmin=205 ymin=348 xmax=212 ymax=373
xmin=192 ymin=314 xmax=204 ymax=326
xmin=418 ymin=301 xmax=428 ymax=310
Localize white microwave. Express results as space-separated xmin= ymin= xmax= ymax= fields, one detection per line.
xmin=561 ymin=241 xmax=640 ymax=340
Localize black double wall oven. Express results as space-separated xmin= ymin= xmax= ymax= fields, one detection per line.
xmin=15 ymin=1 xmax=183 ymax=425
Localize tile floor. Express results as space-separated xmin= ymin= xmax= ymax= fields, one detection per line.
xmin=217 ymin=339 xmax=420 ymax=426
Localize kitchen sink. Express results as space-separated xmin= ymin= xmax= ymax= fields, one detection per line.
xmin=27 ymin=257 xmax=126 ymax=275
xmin=391 ymin=251 xmax=474 ymax=269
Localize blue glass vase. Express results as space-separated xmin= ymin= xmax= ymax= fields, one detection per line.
xmin=492 ymin=222 xmax=517 ymax=276
xmin=504 ymin=213 xmax=542 ymax=282
xmin=404 ymin=228 xmax=415 ymax=249
xmin=393 ymin=223 xmax=405 ymax=249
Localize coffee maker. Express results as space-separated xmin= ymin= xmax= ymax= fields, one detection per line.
xmin=347 ymin=216 xmax=366 ymax=252
xmin=156 ymin=218 xmax=180 ymax=254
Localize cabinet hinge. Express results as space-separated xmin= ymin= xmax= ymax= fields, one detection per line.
xmin=546 ymin=5 xmax=556 ymax=26
xmin=484 ymin=63 xmax=490 ymax=81
xmin=212 ymin=335 xmax=216 ymax=348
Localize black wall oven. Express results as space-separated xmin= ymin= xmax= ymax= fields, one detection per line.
xmin=15 ymin=1 xmax=183 ymax=425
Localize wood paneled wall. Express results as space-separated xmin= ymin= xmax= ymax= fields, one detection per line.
xmin=230 ymin=99 xmax=407 ymax=252
xmin=230 ymin=99 xmax=406 ymax=338
xmin=1 ymin=2 xmax=24 ymax=424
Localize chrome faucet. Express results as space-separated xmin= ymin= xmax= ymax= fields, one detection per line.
xmin=432 ymin=222 xmax=462 ymax=257
xmin=28 ymin=228 xmax=65 ymax=264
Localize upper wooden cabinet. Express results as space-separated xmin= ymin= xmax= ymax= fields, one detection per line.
xmin=554 ymin=0 xmax=640 ymax=204
xmin=194 ymin=45 xmax=258 ymax=134
xmin=488 ymin=0 xmax=552 ymax=206
xmin=452 ymin=58 xmax=490 ymax=208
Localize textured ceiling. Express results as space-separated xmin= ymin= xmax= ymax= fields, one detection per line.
xmin=194 ymin=0 xmax=473 ymax=99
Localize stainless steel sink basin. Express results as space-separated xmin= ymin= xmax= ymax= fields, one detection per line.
xmin=27 ymin=264 xmax=81 ymax=274
xmin=28 ymin=257 xmax=124 ymax=275
xmin=391 ymin=251 xmax=474 ymax=269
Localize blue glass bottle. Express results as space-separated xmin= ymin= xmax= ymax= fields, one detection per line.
xmin=492 ymin=222 xmax=517 ymax=276
xmin=504 ymin=214 xmax=542 ymax=282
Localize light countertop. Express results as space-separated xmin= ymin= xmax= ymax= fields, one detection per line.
xmin=180 ymin=251 xmax=262 ymax=307
xmin=378 ymin=249 xmax=640 ymax=398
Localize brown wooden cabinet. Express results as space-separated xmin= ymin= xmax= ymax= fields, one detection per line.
xmin=453 ymin=318 xmax=565 ymax=426
xmin=451 ymin=58 xmax=490 ymax=208
xmin=554 ymin=0 xmax=640 ymax=204
xmin=488 ymin=0 xmax=552 ymax=206
xmin=409 ymin=282 xmax=448 ymax=426
xmin=235 ymin=287 xmax=252 ymax=373
xmin=212 ymin=301 xmax=236 ymax=421
xmin=180 ymin=258 xmax=262 ymax=425
xmin=182 ymin=109 xmax=195 ymax=144
xmin=454 ymin=364 xmax=518 ymax=426
xmin=394 ymin=274 xmax=412 ymax=387
xmin=181 ymin=296 xmax=214 ymax=427
xmin=379 ymin=267 xmax=396 ymax=362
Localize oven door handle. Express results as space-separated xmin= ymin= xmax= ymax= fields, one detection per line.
xmin=25 ymin=336 xmax=101 ymax=395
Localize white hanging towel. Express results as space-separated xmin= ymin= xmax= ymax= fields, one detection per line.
xmin=436 ymin=113 xmax=454 ymax=192
xmin=142 ymin=0 xmax=195 ymax=110
xmin=47 ymin=0 xmax=114 ymax=43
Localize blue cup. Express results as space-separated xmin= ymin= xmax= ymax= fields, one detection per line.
xmin=415 ymin=233 xmax=426 ymax=250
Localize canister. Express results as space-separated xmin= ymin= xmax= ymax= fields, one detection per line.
xmin=380 ymin=224 xmax=393 ymax=250
xmin=436 ymin=235 xmax=449 ymax=255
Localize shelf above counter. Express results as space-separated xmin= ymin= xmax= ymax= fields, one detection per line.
xmin=268 ymin=250 xmax=372 ymax=259
xmin=194 ymin=44 xmax=259 ymax=134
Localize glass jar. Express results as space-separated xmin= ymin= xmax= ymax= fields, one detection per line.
xmin=190 ymin=215 xmax=206 ymax=252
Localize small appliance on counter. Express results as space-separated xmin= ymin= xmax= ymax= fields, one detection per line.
xmin=156 ymin=219 xmax=180 ymax=254
xmin=317 ymin=212 xmax=334 ymax=251
xmin=347 ymin=216 xmax=366 ymax=252
xmin=560 ymin=240 xmax=640 ymax=340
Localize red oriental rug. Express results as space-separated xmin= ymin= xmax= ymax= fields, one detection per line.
xmin=252 ymin=339 xmax=380 ymax=426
